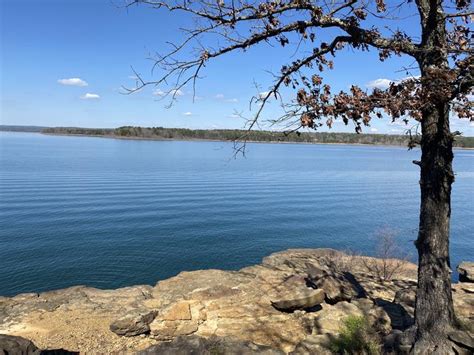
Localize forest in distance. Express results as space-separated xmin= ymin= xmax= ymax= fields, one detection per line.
xmin=10 ymin=125 xmax=474 ymax=148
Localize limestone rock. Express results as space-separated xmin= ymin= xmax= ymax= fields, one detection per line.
xmin=109 ymin=309 xmax=157 ymax=337
xmin=0 ymin=248 xmax=467 ymax=354
xmin=152 ymin=269 xmax=253 ymax=306
xmin=383 ymin=329 xmax=413 ymax=355
xmin=375 ymin=299 xmax=414 ymax=331
xmin=459 ymin=283 xmax=474 ymax=294
xmin=162 ymin=301 xmax=192 ymax=321
xmin=306 ymin=264 xmax=330 ymax=279
xmin=383 ymin=329 xmax=404 ymax=353
xmin=0 ymin=334 xmax=40 ymax=355
xmin=458 ymin=262 xmax=474 ymax=283
xmin=452 ymin=283 xmax=474 ymax=322
xmin=212 ymin=314 xmax=307 ymax=353
xmin=150 ymin=319 xmax=199 ymax=340
xmin=306 ymin=299 xmax=391 ymax=335
xmin=448 ymin=330 xmax=474 ymax=352
xmin=262 ymin=248 xmax=346 ymax=272
xmin=351 ymin=298 xmax=392 ymax=335
xmin=311 ymin=272 xmax=362 ymax=304
xmin=270 ymin=276 xmax=325 ymax=311
xmin=138 ymin=335 xmax=284 ymax=354
xmin=150 ymin=301 xmax=200 ymax=340
xmin=394 ymin=287 xmax=416 ymax=308
xmin=290 ymin=334 xmax=333 ymax=355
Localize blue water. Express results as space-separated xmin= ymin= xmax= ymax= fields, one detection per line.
xmin=0 ymin=132 xmax=473 ymax=296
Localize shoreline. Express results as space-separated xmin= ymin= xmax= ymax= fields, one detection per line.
xmin=2 ymin=130 xmax=473 ymax=149
xmin=28 ymin=132 xmax=474 ymax=150
xmin=1 ymin=248 xmax=472 ymax=354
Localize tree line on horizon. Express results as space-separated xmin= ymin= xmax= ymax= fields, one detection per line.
xmin=40 ymin=126 xmax=474 ymax=148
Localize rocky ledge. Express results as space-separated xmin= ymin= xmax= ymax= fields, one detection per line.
xmin=1 ymin=249 xmax=473 ymax=354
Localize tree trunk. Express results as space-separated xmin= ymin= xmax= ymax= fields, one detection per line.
xmin=411 ymin=2 xmax=459 ymax=353
xmin=412 ymin=100 xmax=456 ymax=353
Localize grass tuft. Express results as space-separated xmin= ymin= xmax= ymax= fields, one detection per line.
xmin=329 ymin=315 xmax=381 ymax=355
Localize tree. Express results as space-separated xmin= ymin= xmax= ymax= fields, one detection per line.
xmin=125 ymin=1 xmax=473 ymax=352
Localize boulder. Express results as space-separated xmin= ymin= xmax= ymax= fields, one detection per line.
xmin=109 ymin=310 xmax=157 ymax=337
xmin=311 ymin=272 xmax=362 ymax=304
xmin=138 ymin=335 xmax=284 ymax=354
xmin=394 ymin=287 xmax=416 ymax=308
xmin=0 ymin=334 xmax=79 ymax=355
xmin=269 ymin=275 xmax=325 ymax=311
xmin=306 ymin=264 xmax=330 ymax=279
xmin=0 ymin=334 xmax=40 ymax=355
xmin=375 ymin=298 xmax=414 ymax=331
xmin=457 ymin=262 xmax=474 ymax=283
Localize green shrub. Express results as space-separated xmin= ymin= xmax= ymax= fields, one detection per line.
xmin=329 ymin=315 xmax=381 ymax=355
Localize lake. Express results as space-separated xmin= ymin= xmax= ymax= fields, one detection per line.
xmin=0 ymin=132 xmax=473 ymax=296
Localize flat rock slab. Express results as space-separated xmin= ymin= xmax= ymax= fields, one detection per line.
xmin=162 ymin=302 xmax=192 ymax=321
xmin=0 ymin=248 xmax=471 ymax=353
xmin=448 ymin=331 xmax=474 ymax=351
xmin=138 ymin=335 xmax=284 ymax=355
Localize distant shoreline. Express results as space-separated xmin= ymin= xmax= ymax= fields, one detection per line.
xmin=40 ymin=132 xmax=405 ymax=147
xmin=32 ymin=131 xmax=474 ymax=150
xmin=2 ymin=125 xmax=474 ymax=149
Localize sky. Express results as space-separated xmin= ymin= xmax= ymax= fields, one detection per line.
xmin=1 ymin=0 xmax=473 ymax=135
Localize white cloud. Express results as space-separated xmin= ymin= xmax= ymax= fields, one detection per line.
xmin=58 ymin=78 xmax=88 ymax=87
xmin=470 ymin=122 xmax=474 ymax=127
xmin=183 ymin=111 xmax=192 ymax=116
xmin=366 ymin=75 xmax=420 ymax=90
xmin=258 ymin=91 xmax=270 ymax=99
xmin=370 ymin=128 xmax=378 ymax=133
xmin=366 ymin=78 xmax=392 ymax=90
xmin=215 ymin=94 xmax=238 ymax=103
xmin=227 ymin=113 xmax=240 ymax=118
xmin=170 ymin=89 xmax=184 ymax=96
xmin=153 ymin=88 xmax=184 ymax=97
xmin=80 ymin=93 xmax=100 ymax=100
xmin=389 ymin=120 xmax=409 ymax=127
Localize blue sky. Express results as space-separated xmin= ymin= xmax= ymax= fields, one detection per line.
xmin=1 ymin=0 xmax=473 ymax=135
